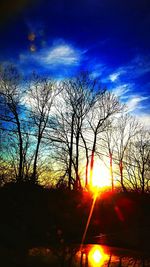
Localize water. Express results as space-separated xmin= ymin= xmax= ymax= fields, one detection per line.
xmin=27 ymin=244 xmax=150 ymax=267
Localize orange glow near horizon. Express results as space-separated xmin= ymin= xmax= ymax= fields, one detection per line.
xmin=88 ymin=245 xmax=109 ymax=266
xmin=89 ymin=159 xmax=111 ymax=192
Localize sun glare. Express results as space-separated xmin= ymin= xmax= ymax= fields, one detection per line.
xmin=89 ymin=160 xmax=111 ymax=192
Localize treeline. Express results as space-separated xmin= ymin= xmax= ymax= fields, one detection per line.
xmin=0 ymin=64 xmax=149 ymax=192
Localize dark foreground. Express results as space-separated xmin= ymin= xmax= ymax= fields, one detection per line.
xmin=0 ymin=244 xmax=150 ymax=266
xmin=0 ymin=182 xmax=150 ymax=266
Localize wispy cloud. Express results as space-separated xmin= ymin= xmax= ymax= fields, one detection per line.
xmin=112 ymin=83 xmax=132 ymax=98
xmin=126 ymin=95 xmax=149 ymax=112
xmin=19 ymin=40 xmax=84 ymax=69
xmin=112 ymin=82 xmax=149 ymax=117
xmin=39 ymin=44 xmax=82 ymax=66
xmin=109 ymin=72 xmax=120 ymax=82
xmin=127 ymin=55 xmax=150 ymax=78
xmin=109 ymin=54 xmax=150 ymax=82
xmin=90 ymin=63 xmax=107 ymax=79
xmin=107 ymin=54 xmax=150 ymax=118
xmin=136 ymin=113 xmax=150 ymax=128
xmin=109 ymin=70 xmax=125 ymax=82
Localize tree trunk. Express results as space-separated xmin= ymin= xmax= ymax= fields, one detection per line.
xmin=109 ymin=152 xmax=114 ymax=191
xmin=141 ymin=164 xmax=145 ymax=194
xmin=119 ymin=159 xmax=127 ymax=192
xmin=16 ymin=116 xmax=23 ymax=182
xmin=32 ymin=136 xmax=41 ymax=184
xmin=85 ymin=158 xmax=89 ymax=188
xmin=90 ymin=132 xmax=97 ymax=184
xmin=68 ymin=114 xmax=74 ymax=189
xmin=80 ymin=132 xmax=89 ymax=187
xmin=75 ymin=128 xmax=81 ymax=189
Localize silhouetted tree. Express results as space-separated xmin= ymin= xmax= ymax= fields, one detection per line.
xmin=27 ymin=74 xmax=60 ymax=183
xmin=50 ymin=72 xmax=100 ymax=189
xmin=102 ymin=119 xmax=117 ymax=191
xmin=63 ymin=73 xmax=99 ymax=188
xmin=88 ymin=92 xmax=121 ymax=185
xmin=125 ymin=128 xmax=150 ymax=193
xmin=0 ymin=64 xmax=24 ymax=181
xmin=113 ymin=114 xmax=139 ymax=192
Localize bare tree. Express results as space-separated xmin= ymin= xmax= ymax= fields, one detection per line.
xmin=64 ymin=73 xmax=99 ymax=188
xmin=1 ymin=65 xmax=148 ymax=193
xmin=50 ymin=72 xmax=100 ymax=189
xmin=0 ymin=64 xmax=25 ymax=181
xmin=125 ymin=129 xmax=150 ymax=193
xmin=88 ymin=92 xmax=121 ymax=185
xmin=49 ymin=110 xmax=74 ymax=188
xmin=50 ymin=78 xmax=122 ymax=189
xmin=113 ymin=113 xmax=139 ymax=192
xmin=0 ymin=129 xmax=16 ymax=185
xmin=27 ymin=74 xmax=60 ymax=183
xmin=101 ymin=120 xmax=117 ymax=191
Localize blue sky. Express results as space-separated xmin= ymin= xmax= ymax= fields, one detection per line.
xmin=0 ymin=0 xmax=150 ymax=124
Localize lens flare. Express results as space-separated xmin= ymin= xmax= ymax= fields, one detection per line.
xmin=30 ymin=44 xmax=36 ymax=52
xmin=28 ymin=32 xmax=36 ymax=41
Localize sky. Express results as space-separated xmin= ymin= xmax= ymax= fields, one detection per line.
xmin=0 ymin=0 xmax=150 ymax=125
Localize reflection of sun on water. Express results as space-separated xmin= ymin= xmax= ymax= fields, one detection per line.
xmin=92 ymin=248 xmax=102 ymax=263
xmin=89 ymin=160 xmax=111 ymax=192
xmin=88 ymin=245 xmax=109 ymax=266
xmin=76 ymin=245 xmax=109 ymax=266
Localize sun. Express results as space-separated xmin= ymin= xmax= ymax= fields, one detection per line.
xmin=89 ymin=159 xmax=111 ymax=191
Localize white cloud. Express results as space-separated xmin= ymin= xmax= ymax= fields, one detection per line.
xmin=19 ymin=40 xmax=84 ymax=68
xmin=137 ymin=113 xmax=150 ymax=128
xmin=90 ymin=63 xmax=106 ymax=78
xmin=112 ymin=54 xmax=150 ymax=81
xmin=126 ymin=96 xmax=149 ymax=112
xmin=109 ymin=72 xmax=120 ymax=82
xmin=129 ymin=55 xmax=150 ymax=77
xmin=41 ymin=44 xmax=81 ymax=65
xmin=111 ymin=81 xmax=149 ymax=116
xmin=90 ymin=71 xmax=101 ymax=78
xmin=112 ymin=84 xmax=131 ymax=97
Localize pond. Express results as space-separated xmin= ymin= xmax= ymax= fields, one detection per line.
xmin=26 ymin=244 xmax=150 ymax=267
